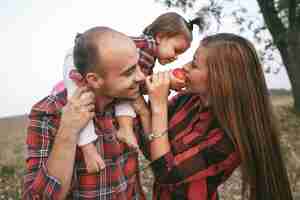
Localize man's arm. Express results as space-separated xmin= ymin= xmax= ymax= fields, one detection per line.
xmin=23 ymin=87 xmax=95 ymax=200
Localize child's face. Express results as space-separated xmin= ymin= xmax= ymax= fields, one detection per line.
xmin=156 ymin=34 xmax=190 ymax=65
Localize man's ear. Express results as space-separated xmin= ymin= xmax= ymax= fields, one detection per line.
xmin=85 ymin=72 xmax=104 ymax=89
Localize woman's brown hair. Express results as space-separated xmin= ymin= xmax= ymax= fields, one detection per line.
xmin=201 ymin=33 xmax=293 ymax=199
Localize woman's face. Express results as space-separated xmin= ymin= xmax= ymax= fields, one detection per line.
xmin=183 ymin=46 xmax=209 ymax=95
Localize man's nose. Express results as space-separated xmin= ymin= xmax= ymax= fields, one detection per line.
xmin=135 ymin=65 xmax=146 ymax=83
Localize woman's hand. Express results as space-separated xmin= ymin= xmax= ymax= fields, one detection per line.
xmin=169 ymin=72 xmax=186 ymax=91
xmin=145 ymin=71 xmax=170 ymax=114
xmin=169 ymin=69 xmax=186 ymax=91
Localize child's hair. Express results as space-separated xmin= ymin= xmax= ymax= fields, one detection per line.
xmin=202 ymin=33 xmax=293 ymax=200
xmin=143 ymin=12 xmax=205 ymax=41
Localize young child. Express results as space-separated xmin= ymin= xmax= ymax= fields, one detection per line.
xmin=53 ymin=12 xmax=205 ymax=173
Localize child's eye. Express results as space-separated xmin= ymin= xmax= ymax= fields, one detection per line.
xmin=175 ymin=48 xmax=183 ymax=55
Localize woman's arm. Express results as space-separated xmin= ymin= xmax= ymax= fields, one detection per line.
xmin=145 ymin=72 xmax=171 ymax=160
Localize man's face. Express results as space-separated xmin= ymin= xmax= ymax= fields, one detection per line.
xmin=97 ymin=39 xmax=145 ymax=100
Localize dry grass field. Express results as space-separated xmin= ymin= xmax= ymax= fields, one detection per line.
xmin=0 ymin=95 xmax=299 ymax=199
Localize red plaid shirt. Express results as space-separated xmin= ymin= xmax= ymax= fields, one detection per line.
xmin=133 ymin=34 xmax=157 ymax=76
xmin=148 ymin=94 xmax=241 ymax=200
xmin=23 ymin=90 xmax=147 ymax=200
xmin=23 ymin=35 xmax=156 ymax=200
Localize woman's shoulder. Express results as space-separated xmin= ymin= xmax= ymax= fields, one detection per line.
xmin=168 ymin=93 xmax=202 ymax=115
xmin=169 ymin=93 xmax=201 ymax=107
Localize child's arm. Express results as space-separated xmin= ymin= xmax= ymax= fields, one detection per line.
xmin=115 ymin=102 xmax=138 ymax=148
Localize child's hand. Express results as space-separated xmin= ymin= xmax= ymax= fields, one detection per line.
xmin=81 ymin=143 xmax=105 ymax=173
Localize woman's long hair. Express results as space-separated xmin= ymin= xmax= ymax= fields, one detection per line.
xmin=201 ymin=33 xmax=293 ymax=199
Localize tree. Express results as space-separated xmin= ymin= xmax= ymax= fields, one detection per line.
xmin=158 ymin=0 xmax=300 ymax=112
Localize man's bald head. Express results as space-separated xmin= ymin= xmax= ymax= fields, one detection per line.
xmin=73 ymin=26 xmax=137 ymax=76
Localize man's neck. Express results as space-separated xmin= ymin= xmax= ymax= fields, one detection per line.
xmin=95 ymin=95 xmax=114 ymax=113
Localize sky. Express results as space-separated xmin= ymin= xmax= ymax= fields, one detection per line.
xmin=0 ymin=0 xmax=291 ymax=118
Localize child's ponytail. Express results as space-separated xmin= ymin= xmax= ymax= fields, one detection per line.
xmin=187 ymin=16 xmax=206 ymax=32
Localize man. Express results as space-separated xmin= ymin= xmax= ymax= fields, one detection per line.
xmin=23 ymin=27 xmax=146 ymax=200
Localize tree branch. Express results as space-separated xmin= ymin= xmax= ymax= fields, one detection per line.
xmin=256 ymin=0 xmax=287 ymax=47
xmin=289 ymin=0 xmax=297 ymax=29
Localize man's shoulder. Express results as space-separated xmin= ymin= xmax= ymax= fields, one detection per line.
xmin=30 ymin=90 xmax=67 ymax=116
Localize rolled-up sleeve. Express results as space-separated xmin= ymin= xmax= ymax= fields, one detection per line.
xmin=149 ymin=151 xmax=184 ymax=183
xmin=149 ymin=131 xmax=241 ymax=185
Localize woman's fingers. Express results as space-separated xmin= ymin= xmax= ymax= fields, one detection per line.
xmin=79 ymin=92 xmax=95 ymax=106
xmin=163 ymin=71 xmax=170 ymax=84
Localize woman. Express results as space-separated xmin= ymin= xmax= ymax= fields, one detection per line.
xmin=135 ymin=33 xmax=293 ymax=200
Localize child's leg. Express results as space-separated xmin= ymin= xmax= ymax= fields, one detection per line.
xmin=115 ymin=101 xmax=138 ymax=148
xmin=78 ymin=122 xmax=106 ymax=172
xmin=63 ymin=53 xmax=105 ymax=172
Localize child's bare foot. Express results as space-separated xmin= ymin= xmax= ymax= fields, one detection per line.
xmin=116 ymin=129 xmax=138 ymax=149
xmin=81 ymin=143 xmax=105 ymax=173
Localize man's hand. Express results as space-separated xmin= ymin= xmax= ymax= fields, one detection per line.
xmin=60 ymin=86 xmax=95 ymax=134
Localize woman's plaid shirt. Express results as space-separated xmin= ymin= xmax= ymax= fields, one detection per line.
xmin=149 ymin=94 xmax=241 ymax=200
